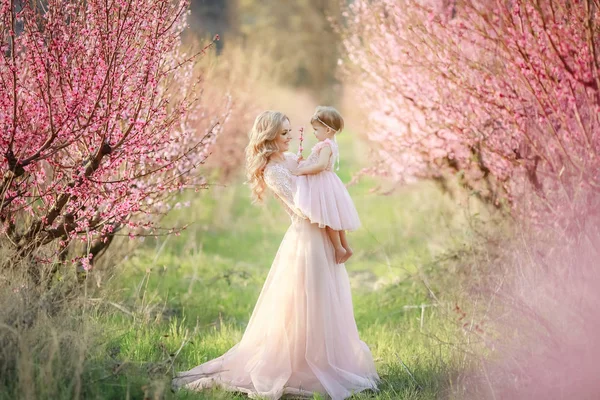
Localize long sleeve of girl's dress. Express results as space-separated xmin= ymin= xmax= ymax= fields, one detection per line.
xmin=264 ymin=164 xmax=308 ymax=221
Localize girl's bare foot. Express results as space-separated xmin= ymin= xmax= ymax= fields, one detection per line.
xmin=334 ymin=246 xmax=347 ymax=264
xmin=340 ymin=247 xmax=353 ymax=263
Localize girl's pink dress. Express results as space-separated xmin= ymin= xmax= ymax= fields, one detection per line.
xmin=294 ymin=139 xmax=360 ymax=231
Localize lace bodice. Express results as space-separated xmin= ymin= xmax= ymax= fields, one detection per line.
xmin=299 ymin=138 xmax=338 ymax=171
xmin=264 ymin=153 xmax=307 ymax=222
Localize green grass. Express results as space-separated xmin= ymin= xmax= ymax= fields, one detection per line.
xmin=72 ymin=132 xmax=485 ymax=399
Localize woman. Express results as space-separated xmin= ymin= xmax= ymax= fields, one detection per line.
xmin=172 ymin=111 xmax=379 ymax=399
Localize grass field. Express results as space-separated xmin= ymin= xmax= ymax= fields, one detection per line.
xmin=72 ymin=133 xmax=484 ymax=400
xmin=1 ymin=133 xmax=487 ymax=400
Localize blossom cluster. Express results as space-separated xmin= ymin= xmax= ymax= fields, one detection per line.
xmin=341 ymin=0 xmax=600 ymax=227
xmin=0 ymin=0 xmax=226 ymax=268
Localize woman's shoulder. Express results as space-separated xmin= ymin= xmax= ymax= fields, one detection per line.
xmin=283 ymin=152 xmax=299 ymax=161
xmin=263 ymin=160 xmax=279 ymax=174
xmin=263 ymin=162 xmax=278 ymax=184
xmin=264 ymin=157 xmax=290 ymax=180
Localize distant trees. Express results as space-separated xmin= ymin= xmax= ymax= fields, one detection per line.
xmin=229 ymin=0 xmax=342 ymax=101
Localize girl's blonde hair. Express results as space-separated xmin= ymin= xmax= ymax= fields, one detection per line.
xmin=310 ymin=106 xmax=344 ymax=133
xmin=245 ymin=110 xmax=289 ymax=203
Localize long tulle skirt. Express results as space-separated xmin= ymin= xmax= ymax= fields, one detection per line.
xmin=294 ymin=171 xmax=361 ymax=232
xmin=172 ymin=219 xmax=379 ymax=399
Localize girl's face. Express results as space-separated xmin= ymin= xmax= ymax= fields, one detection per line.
xmin=311 ymin=121 xmax=331 ymax=142
xmin=274 ymin=118 xmax=292 ymax=152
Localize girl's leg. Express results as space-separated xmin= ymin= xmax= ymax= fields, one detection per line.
xmin=339 ymin=230 xmax=353 ymax=263
xmin=326 ymin=227 xmax=347 ymax=264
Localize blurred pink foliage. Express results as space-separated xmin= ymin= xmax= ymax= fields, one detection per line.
xmin=341 ymin=0 xmax=600 ymax=228
xmin=0 ymin=0 xmax=226 ymax=271
xmin=341 ymin=2 xmax=600 ymax=397
xmin=459 ymin=227 xmax=600 ymax=400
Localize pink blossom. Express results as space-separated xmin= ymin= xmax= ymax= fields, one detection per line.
xmin=340 ymin=0 xmax=600 ymax=226
xmin=0 ymin=0 xmax=227 ymax=271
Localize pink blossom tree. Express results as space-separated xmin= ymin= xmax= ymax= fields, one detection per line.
xmin=0 ymin=0 xmax=225 ymax=281
xmin=341 ymin=0 xmax=600 ymax=230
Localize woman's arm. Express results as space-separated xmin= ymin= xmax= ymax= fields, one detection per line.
xmin=293 ymin=147 xmax=332 ymax=176
xmin=264 ymin=166 xmax=307 ymax=219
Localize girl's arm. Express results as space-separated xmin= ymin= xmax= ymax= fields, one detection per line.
xmin=293 ymin=147 xmax=332 ymax=176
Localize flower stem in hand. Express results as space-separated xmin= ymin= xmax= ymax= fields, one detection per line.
xmin=297 ymin=127 xmax=304 ymax=157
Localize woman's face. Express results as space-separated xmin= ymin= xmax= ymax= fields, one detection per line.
xmin=274 ymin=118 xmax=292 ymax=152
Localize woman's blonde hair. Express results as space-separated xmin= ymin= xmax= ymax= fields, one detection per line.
xmin=310 ymin=106 xmax=344 ymax=133
xmin=245 ymin=110 xmax=289 ymax=203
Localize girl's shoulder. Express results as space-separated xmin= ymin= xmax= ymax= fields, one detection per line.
xmin=313 ymin=138 xmax=337 ymax=152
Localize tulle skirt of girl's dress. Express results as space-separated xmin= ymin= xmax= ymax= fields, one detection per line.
xmin=171 ymin=218 xmax=379 ymax=399
xmin=294 ymin=171 xmax=361 ymax=231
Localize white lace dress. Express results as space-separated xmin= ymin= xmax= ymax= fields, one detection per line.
xmin=172 ymin=152 xmax=379 ymax=399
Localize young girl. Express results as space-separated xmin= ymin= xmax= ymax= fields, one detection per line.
xmin=293 ymin=106 xmax=360 ymax=264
